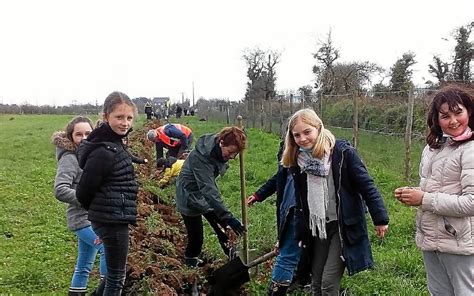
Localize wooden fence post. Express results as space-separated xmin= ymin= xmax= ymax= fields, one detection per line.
xmin=268 ymin=99 xmax=273 ymax=134
xmin=319 ymin=94 xmax=323 ymax=121
xmin=404 ymin=90 xmax=415 ymax=182
xmin=301 ymin=91 xmax=305 ymax=109
xmin=280 ymin=99 xmax=284 ymax=138
xmin=251 ymin=97 xmax=256 ymax=128
xmin=290 ymin=94 xmax=294 ymax=115
xmin=352 ymin=92 xmax=359 ymax=150
xmin=237 ymin=115 xmax=249 ymax=264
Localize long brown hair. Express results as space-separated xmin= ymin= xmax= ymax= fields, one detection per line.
xmin=426 ymin=85 xmax=474 ymax=149
xmin=281 ymin=108 xmax=335 ymax=168
xmin=65 ymin=116 xmax=93 ymax=143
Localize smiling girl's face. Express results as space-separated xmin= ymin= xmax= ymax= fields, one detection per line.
xmin=104 ymin=103 xmax=135 ymax=136
xmin=438 ymin=102 xmax=470 ymax=137
xmin=291 ymin=118 xmax=319 ymax=150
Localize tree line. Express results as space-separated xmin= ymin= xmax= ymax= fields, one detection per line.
xmin=242 ymin=22 xmax=473 ymax=109
xmin=0 ymin=23 xmax=471 ymax=115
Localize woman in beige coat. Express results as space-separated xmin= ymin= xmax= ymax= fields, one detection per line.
xmin=395 ymin=85 xmax=474 ymax=296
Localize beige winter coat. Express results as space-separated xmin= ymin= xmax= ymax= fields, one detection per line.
xmin=417 ymin=140 xmax=474 ymax=255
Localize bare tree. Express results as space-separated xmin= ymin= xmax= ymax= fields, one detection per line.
xmin=312 ymin=30 xmax=340 ymax=95
xmin=242 ymin=47 xmax=266 ymax=127
xmin=333 ymin=61 xmax=383 ymax=93
xmin=428 ymin=56 xmax=450 ymax=83
xmin=262 ymin=50 xmax=281 ymax=131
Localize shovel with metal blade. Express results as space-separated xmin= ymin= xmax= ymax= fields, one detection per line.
xmin=208 ymin=249 xmax=278 ymax=295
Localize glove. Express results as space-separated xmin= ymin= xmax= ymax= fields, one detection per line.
xmin=227 ymin=217 xmax=245 ymax=236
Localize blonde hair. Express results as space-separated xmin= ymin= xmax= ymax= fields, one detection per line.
xmin=281 ymin=108 xmax=335 ymax=167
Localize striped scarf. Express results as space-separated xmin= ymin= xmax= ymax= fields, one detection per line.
xmin=298 ymin=150 xmax=330 ymax=239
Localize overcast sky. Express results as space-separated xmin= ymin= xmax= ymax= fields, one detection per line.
xmin=0 ymin=0 xmax=472 ymax=106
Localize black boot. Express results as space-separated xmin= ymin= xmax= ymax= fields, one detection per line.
xmin=90 ymin=277 xmax=106 ymax=296
xmin=268 ymin=281 xmax=289 ymax=296
xmin=68 ymin=289 xmax=86 ymax=296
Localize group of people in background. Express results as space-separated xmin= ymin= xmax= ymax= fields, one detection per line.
xmin=144 ymin=101 xmax=195 ymax=121
xmin=52 ymin=85 xmax=473 ymax=296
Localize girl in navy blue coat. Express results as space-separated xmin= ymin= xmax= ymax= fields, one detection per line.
xmin=248 ymin=141 xmax=303 ymax=295
xmin=281 ymin=109 xmax=389 ymax=295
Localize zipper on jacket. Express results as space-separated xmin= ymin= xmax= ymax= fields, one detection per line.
xmin=337 ymin=149 xmax=345 ymax=263
xmin=121 ymin=193 xmax=125 ymax=217
xmin=293 ymin=169 xmax=308 ymax=248
xmin=440 ymin=158 xmax=448 ymax=188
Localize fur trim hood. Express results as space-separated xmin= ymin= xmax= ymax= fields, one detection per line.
xmin=51 ymin=131 xmax=76 ymax=161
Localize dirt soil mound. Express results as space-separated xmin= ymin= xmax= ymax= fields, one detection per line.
xmin=123 ymin=120 xmax=243 ymax=295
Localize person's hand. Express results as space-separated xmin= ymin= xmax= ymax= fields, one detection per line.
xmin=179 ymin=152 xmax=190 ymax=159
xmin=394 ymin=187 xmax=424 ymax=207
xmin=247 ymin=194 xmax=259 ymax=207
xmin=375 ymin=225 xmax=388 ymax=238
xmin=273 ymin=241 xmax=280 ymax=255
xmin=227 ymin=217 xmax=245 ymax=236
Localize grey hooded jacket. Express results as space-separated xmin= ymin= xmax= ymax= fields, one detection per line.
xmin=175 ymin=133 xmax=233 ymax=220
xmin=52 ymin=131 xmax=90 ymax=231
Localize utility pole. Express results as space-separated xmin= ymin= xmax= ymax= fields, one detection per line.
xmin=192 ymin=81 xmax=195 ymax=107
xmin=181 ymin=92 xmax=184 ymax=104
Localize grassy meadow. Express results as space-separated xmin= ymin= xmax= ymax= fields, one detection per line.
xmin=0 ymin=114 xmax=428 ymax=295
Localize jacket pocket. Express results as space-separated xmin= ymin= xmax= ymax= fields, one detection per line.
xmin=442 ymin=217 xmax=470 ymax=241
xmin=294 ymin=208 xmax=310 ymax=246
xmin=343 ymin=216 xmax=365 ymax=245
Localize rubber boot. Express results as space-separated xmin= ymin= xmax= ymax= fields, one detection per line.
xmin=90 ymin=277 xmax=106 ymax=296
xmin=268 ymin=281 xmax=289 ymax=296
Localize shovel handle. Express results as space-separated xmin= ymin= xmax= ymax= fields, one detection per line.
xmin=247 ymin=250 xmax=278 ymax=268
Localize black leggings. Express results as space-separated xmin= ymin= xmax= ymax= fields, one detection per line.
xmin=181 ymin=212 xmax=230 ymax=258
xmin=92 ymin=222 xmax=129 ymax=296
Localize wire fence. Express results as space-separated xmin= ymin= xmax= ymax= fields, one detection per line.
xmin=196 ymin=88 xmax=442 ymax=181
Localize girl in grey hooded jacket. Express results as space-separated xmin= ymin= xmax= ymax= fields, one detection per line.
xmin=52 ymin=116 xmax=106 ymax=295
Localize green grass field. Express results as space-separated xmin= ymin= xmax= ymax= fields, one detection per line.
xmin=0 ymin=114 xmax=428 ymax=295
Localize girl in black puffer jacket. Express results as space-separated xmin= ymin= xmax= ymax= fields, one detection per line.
xmin=77 ymin=91 xmax=138 ymax=296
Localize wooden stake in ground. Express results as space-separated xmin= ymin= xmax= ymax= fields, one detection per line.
xmin=237 ymin=115 xmax=249 ymax=264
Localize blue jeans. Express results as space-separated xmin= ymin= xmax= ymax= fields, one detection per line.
xmin=271 ymin=209 xmax=301 ymax=285
xmin=70 ymin=226 xmax=107 ymax=290
xmin=92 ymin=222 xmax=129 ymax=296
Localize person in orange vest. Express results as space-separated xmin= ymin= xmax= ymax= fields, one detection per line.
xmin=146 ymin=123 xmax=193 ymax=164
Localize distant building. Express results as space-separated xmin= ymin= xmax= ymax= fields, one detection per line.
xmin=152 ymin=97 xmax=170 ymax=108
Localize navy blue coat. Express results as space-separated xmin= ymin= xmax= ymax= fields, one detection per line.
xmin=291 ymin=139 xmax=389 ymax=275
xmin=255 ymin=164 xmax=296 ymax=244
xmin=254 ymin=141 xmax=300 ymax=243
